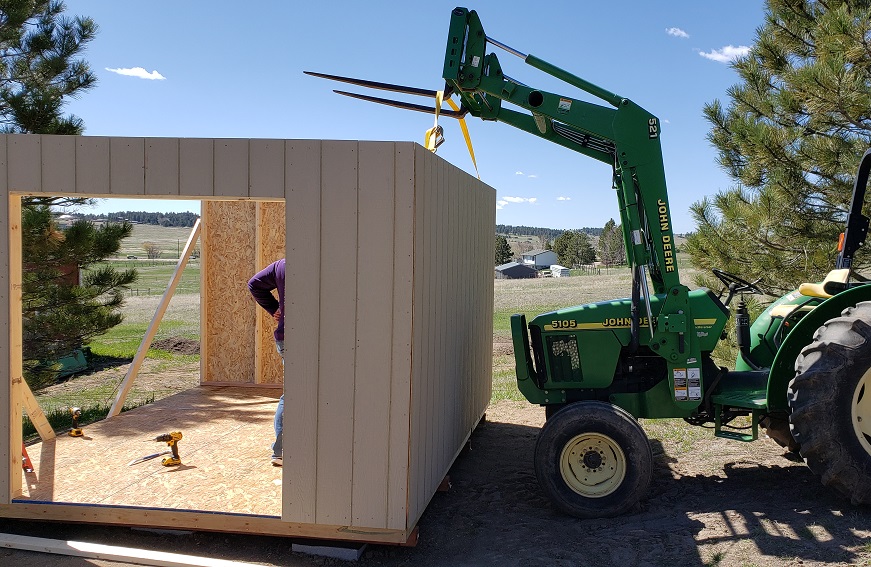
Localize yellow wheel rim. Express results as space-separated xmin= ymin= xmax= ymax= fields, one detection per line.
xmin=559 ymin=432 xmax=626 ymax=498
xmin=854 ymin=369 xmax=871 ymax=457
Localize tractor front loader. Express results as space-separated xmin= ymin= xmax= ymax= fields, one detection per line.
xmin=309 ymin=7 xmax=871 ymax=518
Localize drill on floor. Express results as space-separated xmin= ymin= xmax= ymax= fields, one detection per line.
xmin=69 ymin=407 xmax=83 ymax=437
xmin=154 ymin=431 xmax=183 ymax=466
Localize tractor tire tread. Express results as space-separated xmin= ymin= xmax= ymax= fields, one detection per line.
xmin=789 ymin=301 xmax=871 ymax=506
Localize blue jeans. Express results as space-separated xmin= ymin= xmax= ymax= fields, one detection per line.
xmin=273 ymin=340 xmax=285 ymax=458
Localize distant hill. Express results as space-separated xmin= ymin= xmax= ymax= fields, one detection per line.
xmin=496 ymin=224 xmax=601 ymax=240
xmin=77 ymin=211 xmax=199 ymax=228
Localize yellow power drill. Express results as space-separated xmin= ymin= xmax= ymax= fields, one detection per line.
xmin=69 ymin=407 xmax=83 ymax=437
xmin=154 ymin=431 xmax=183 ymax=466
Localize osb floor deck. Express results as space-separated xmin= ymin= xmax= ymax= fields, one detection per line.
xmin=19 ymin=386 xmax=283 ymax=516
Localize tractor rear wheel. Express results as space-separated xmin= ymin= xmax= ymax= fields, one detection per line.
xmin=789 ymin=301 xmax=871 ymax=505
xmin=533 ymin=401 xmax=652 ymax=518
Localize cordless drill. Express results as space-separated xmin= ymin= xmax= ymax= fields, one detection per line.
xmin=154 ymin=431 xmax=183 ymax=466
xmin=69 ymin=407 xmax=83 ymax=437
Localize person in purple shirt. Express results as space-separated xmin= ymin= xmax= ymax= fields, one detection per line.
xmin=247 ymin=258 xmax=286 ymax=467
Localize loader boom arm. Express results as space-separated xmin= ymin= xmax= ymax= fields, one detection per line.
xmin=443 ymin=7 xmax=681 ymax=295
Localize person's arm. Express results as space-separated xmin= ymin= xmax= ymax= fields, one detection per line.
xmin=248 ymin=264 xmax=280 ymax=315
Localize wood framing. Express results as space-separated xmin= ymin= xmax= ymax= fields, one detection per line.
xmin=0 ymin=134 xmax=495 ymax=543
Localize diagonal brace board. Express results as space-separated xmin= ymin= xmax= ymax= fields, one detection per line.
xmin=20 ymin=378 xmax=54 ymax=441
xmin=108 ymin=219 xmax=202 ymax=417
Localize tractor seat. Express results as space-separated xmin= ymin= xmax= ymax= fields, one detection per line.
xmin=797 ymin=268 xmax=850 ymax=299
xmin=769 ymin=268 xmax=850 ymax=319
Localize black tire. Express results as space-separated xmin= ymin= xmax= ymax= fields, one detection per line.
xmin=534 ymin=401 xmax=652 ymax=518
xmin=789 ymin=301 xmax=871 ymax=506
xmin=544 ymin=403 xmax=567 ymax=421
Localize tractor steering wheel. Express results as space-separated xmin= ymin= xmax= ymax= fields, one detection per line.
xmin=712 ymin=268 xmax=764 ymax=305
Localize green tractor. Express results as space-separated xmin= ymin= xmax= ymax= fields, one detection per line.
xmin=311 ymin=7 xmax=871 ymax=517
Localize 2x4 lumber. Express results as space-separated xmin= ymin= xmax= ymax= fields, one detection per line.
xmin=0 ymin=532 xmax=267 ymax=567
xmin=7 ymin=194 xmax=22 ymax=500
xmin=0 ymin=136 xmax=9 ymax=505
xmin=20 ymin=378 xmax=53 ymax=441
xmin=108 ymin=219 xmax=202 ymax=417
xmin=0 ymin=503 xmax=411 ymax=543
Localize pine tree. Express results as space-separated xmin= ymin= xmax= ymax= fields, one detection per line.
xmin=0 ymin=0 xmax=98 ymax=134
xmin=22 ymin=206 xmax=136 ymax=390
xmin=0 ymin=2 xmax=135 ymax=389
xmin=685 ymin=0 xmax=871 ymax=294
xmin=553 ymin=230 xmax=596 ymax=268
xmin=599 ymin=218 xmax=626 ymax=267
xmin=495 ymin=234 xmax=513 ymax=265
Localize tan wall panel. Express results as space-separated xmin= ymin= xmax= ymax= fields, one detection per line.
xmin=179 ymin=139 xmax=214 ymax=197
xmin=254 ymin=202 xmax=285 ymax=385
xmin=7 ymin=136 xmax=40 ymax=193
xmin=386 ymin=142 xmax=414 ymax=530
xmin=110 ymin=138 xmax=145 ymax=196
xmin=145 ymin=138 xmax=179 ymax=196
xmin=41 ymin=136 xmax=76 ymax=195
xmin=201 ymin=201 xmax=257 ymax=384
xmin=406 ymin=146 xmax=494 ymax=525
xmin=75 ymin=137 xmax=110 ymax=195
xmin=250 ymin=140 xmax=285 ymax=200
xmin=283 ymin=140 xmax=322 ymax=523
xmin=214 ymin=139 xmax=248 ymax=197
xmin=408 ymin=146 xmax=430 ymax=523
xmin=351 ymin=142 xmax=395 ymax=528
xmin=315 ymin=140 xmax=357 ymax=526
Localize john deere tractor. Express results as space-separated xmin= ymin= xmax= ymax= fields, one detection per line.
xmin=311 ymin=7 xmax=871 ymax=517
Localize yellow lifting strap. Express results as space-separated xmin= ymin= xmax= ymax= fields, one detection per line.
xmin=424 ymin=91 xmax=480 ymax=180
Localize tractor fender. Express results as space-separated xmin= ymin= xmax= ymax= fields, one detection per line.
xmin=767 ymin=284 xmax=871 ymax=410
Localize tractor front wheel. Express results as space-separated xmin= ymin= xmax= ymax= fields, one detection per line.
xmin=533 ymin=401 xmax=652 ymax=518
xmin=789 ymin=301 xmax=871 ymax=505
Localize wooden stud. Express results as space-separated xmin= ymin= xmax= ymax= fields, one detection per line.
xmin=0 ymin=532 xmax=287 ymax=566
xmin=108 ymin=219 xmax=201 ymax=416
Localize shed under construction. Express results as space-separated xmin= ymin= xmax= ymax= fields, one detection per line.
xmin=0 ymin=134 xmax=495 ymax=544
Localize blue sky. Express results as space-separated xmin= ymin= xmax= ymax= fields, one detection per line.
xmin=62 ymin=1 xmax=764 ymax=233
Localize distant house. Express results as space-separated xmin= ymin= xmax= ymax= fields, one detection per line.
xmin=521 ymin=249 xmax=558 ymax=269
xmin=495 ymin=262 xmax=538 ymax=280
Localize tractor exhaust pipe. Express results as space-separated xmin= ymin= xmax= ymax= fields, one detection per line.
xmin=735 ymin=299 xmax=762 ymax=370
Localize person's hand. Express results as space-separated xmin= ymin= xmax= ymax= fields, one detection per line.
xmin=273 ymin=308 xmax=281 ymax=323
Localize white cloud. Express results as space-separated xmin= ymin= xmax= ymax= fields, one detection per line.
xmin=496 ymin=200 xmax=507 ymax=210
xmin=527 ymin=174 xmax=538 ymax=179
xmin=106 ymin=67 xmax=166 ymax=80
xmin=698 ymin=45 xmax=750 ymax=63
xmin=515 ymin=171 xmax=524 ymax=175
xmin=557 ymin=196 xmax=571 ymax=201
xmin=666 ymin=27 xmax=689 ymax=39
xmin=503 ymin=196 xmax=537 ymax=204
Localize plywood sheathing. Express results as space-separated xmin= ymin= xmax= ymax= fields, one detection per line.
xmin=201 ymin=201 xmax=258 ymax=384
xmin=19 ymin=386 xmax=282 ymax=515
xmin=254 ymin=201 xmax=285 ymax=385
xmin=201 ymin=201 xmax=284 ymax=386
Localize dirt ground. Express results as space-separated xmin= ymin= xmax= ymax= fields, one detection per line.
xmin=4 ymin=347 xmax=871 ymax=567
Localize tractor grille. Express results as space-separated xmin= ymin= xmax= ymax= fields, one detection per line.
xmin=546 ymin=334 xmax=583 ymax=382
